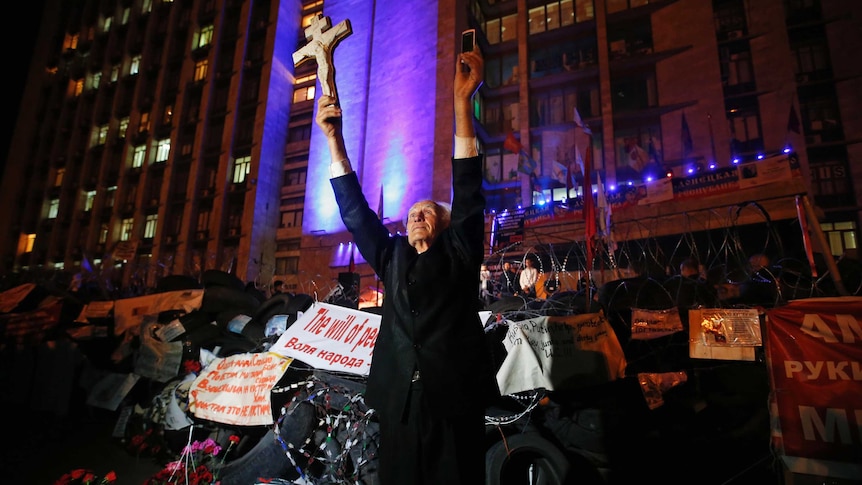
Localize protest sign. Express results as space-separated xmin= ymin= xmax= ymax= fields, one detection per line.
xmin=766 ymin=297 xmax=862 ymax=480
xmin=190 ymin=352 xmax=292 ymax=426
xmin=271 ymin=302 xmax=380 ymax=376
xmin=495 ymin=312 xmax=627 ymax=395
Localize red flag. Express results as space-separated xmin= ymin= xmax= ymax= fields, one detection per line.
xmin=583 ymin=135 xmax=596 ymax=273
xmin=503 ymin=130 xmax=523 ymax=154
xmin=348 ymin=245 xmax=356 ymax=273
xmin=377 ymin=186 xmax=384 ymax=220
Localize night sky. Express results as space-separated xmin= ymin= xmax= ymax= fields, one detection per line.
xmin=1 ymin=2 xmax=45 ymax=175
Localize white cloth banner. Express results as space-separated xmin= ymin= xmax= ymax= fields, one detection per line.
xmin=271 ymin=302 xmax=381 ymax=376
xmin=496 ymin=313 xmax=627 ymax=395
xmin=190 ymin=352 xmax=292 ymax=426
xmin=113 ymin=289 xmax=204 ymax=336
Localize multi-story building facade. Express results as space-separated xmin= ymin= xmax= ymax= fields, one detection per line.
xmin=1 ymin=0 xmax=859 ymax=294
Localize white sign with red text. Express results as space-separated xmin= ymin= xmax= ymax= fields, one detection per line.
xmin=189 ymin=352 xmax=292 ymax=426
xmin=271 ymin=302 xmax=381 ymax=376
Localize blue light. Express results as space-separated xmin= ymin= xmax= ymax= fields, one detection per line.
xmin=757 ymin=154 xmax=764 ymax=160
xmin=709 ymin=163 xmax=716 ymax=170
xmin=609 ymin=185 xmax=616 ymax=191
xmin=783 ymin=147 xmax=792 ymax=153
xmin=626 ymin=181 xmax=633 ymax=186
xmin=732 ymin=158 xmax=740 ymax=164
xmin=645 ymin=176 xmax=653 ymax=182
xmin=687 ymin=167 xmax=694 ymax=174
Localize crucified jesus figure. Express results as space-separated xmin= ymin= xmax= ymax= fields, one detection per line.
xmin=292 ymin=14 xmax=352 ymax=100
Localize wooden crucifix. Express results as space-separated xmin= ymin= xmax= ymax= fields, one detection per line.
xmin=292 ymin=14 xmax=352 ymax=100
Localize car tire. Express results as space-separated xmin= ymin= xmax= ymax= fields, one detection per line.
xmin=485 ymin=432 xmax=570 ymax=485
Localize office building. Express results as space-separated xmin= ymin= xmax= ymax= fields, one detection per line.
xmin=1 ymin=0 xmax=859 ymax=293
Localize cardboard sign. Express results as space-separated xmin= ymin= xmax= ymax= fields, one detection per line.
xmin=630 ymin=307 xmax=683 ymax=340
xmin=113 ymin=289 xmax=204 ymax=336
xmin=271 ymin=302 xmax=380 ymax=376
xmin=190 ymin=352 xmax=292 ymax=426
xmin=689 ymin=308 xmax=760 ymax=361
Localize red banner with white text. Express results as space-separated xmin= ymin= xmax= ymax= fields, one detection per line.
xmin=765 ymin=297 xmax=862 ymax=480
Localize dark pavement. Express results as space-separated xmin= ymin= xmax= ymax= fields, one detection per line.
xmin=2 ymin=406 xmax=163 ymax=484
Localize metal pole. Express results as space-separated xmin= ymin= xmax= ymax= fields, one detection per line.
xmin=800 ymin=195 xmax=848 ymax=296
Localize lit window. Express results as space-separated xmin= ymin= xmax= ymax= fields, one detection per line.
xmin=121 ymin=8 xmax=130 ymax=24
xmin=99 ymin=224 xmax=108 ymax=243
xmin=821 ymin=221 xmax=857 ymax=257
xmin=119 ymin=117 xmax=129 ymax=138
xmin=85 ymin=191 xmax=96 ymax=211
xmin=121 ymin=218 xmax=134 ymax=241
xmin=163 ymin=104 xmax=173 ymax=124
xmin=156 ymin=139 xmax=171 ymax=162
xmin=139 ymin=112 xmax=150 ymax=133
xmin=25 ymin=234 xmax=36 ymax=253
xmin=103 ymin=15 xmax=113 ymax=33
xmin=55 ymin=168 xmax=65 ymax=187
xmin=74 ymin=79 xmax=84 ymax=96
xmin=132 ymin=145 xmax=146 ymax=168
xmin=144 ymin=214 xmax=158 ymax=238
xmin=105 ymin=186 xmax=117 ymax=208
xmin=130 ymin=55 xmax=142 ymax=75
xmin=142 ymin=0 xmax=153 ymax=14
xmin=110 ymin=65 xmax=120 ymax=83
xmin=63 ymin=33 xmax=79 ymax=51
xmin=48 ymin=199 xmax=60 ymax=219
xmin=293 ymin=85 xmax=315 ymax=103
xmin=198 ymin=25 xmax=214 ymax=48
xmin=88 ymin=72 xmax=101 ymax=90
xmin=194 ymin=60 xmax=208 ymax=81
xmin=233 ymin=156 xmax=251 ymax=183
xmin=92 ymin=125 xmax=109 ymax=147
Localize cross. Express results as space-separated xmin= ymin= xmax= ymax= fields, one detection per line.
xmin=292 ymin=14 xmax=352 ymax=99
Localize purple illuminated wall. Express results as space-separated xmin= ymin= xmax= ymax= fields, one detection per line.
xmin=303 ymin=0 xmax=441 ymax=235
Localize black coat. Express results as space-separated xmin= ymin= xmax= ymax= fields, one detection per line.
xmin=331 ymin=156 xmax=497 ymax=420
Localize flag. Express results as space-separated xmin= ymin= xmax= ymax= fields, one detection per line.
xmin=552 ymin=161 xmax=568 ymax=185
xmin=648 ymin=137 xmax=662 ymax=165
xmin=787 ymin=104 xmax=801 ymax=134
xmin=503 ymin=130 xmax=523 ymax=154
xmin=596 ymin=172 xmax=611 ymax=237
xmin=625 ymin=138 xmax=649 ymax=173
xmin=517 ymin=151 xmax=538 ymax=176
xmin=377 ymin=186 xmax=384 ymax=220
xmin=348 ymin=245 xmax=356 ymax=273
xmin=583 ymin=133 xmax=596 ymax=273
xmin=505 ymin=130 xmax=538 ymax=176
xmin=681 ymin=112 xmax=693 ymax=158
xmin=573 ymin=107 xmax=592 ymax=135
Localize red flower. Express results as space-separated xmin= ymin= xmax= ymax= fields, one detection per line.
xmin=102 ymin=471 xmax=117 ymax=483
xmin=183 ymin=359 xmax=202 ymax=374
xmin=228 ymin=435 xmax=240 ymax=445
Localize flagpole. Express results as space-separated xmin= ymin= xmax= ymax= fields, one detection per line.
xmin=708 ymin=113 xmax=717 ymax=168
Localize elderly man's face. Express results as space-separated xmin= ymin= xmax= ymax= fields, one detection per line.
xmin=407 ymin=200 xmax=440 ymax=248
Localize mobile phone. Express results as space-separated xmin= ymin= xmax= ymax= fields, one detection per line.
xmin=461 ymin=29 xmax=476 ymax=72
xmin=461 ymin=29 xmax=476 ymax=53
